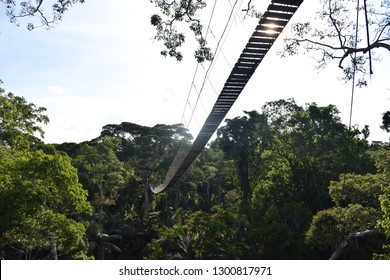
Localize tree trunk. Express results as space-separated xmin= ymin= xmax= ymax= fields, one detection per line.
xmin=97 ymin=179 xmax=104 ymax=218
xmin=238 ymin=161 xmax=251 ymax=215
xmin=174 ymin=185 xmax=179 ymax=211
xmin=143 ymin=177 xmax=150 ymax=222
xmin=207 ymin=180 xmax=211 ymax=212
xmin=329 ymin=229 xmax=383 ymax=260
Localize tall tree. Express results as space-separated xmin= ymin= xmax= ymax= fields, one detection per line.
xmin=0 ymin=88 xmax=92 ymax=259
xmin=72 ymin=138 xmax=134 ymax=220
xmin=217 ymin=110 xmax=269 ymax=215
xmin=248 ymin=99 xmax=375 ymax=259
xmin=262 ymin=99 xmax=373 ymax=212
xmin=100 ymin=122 xmax=192 ymax=221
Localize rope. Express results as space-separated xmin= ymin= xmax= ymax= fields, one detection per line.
xmin=348 ymin=0 xmax=360 ymax=130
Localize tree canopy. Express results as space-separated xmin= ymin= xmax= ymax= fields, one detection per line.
xmin=1 ymin=0 xmax=390 ymax=258
xmin=1 ymin=88 xmax=389 ymax=260
xmin=0 ymin=85 xmax=49 ymax=148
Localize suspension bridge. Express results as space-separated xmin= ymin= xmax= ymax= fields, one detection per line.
xmin=151 ymin=0 xmax=304 ymax=194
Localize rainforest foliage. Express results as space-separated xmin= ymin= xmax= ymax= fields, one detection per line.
xmin=1 ymin=88 xmax=390 ymax=260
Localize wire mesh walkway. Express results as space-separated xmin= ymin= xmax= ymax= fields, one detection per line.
xmin=151 ymin=0 xmax=304 ymax=194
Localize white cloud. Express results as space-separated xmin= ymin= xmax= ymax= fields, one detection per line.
xmin=47 ymin=86 xmax=65 ymax=95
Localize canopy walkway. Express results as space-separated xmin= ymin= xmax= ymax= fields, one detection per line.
xmin=151 ymin=0 xmax=304 ymax=194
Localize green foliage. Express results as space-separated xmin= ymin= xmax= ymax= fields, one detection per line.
xmin=0 ymin=87 xmax=49 ymax=148
xmin=262 ymin=99 xmax=374 ymax=212
xmin=0 ymin=89 xmax=92 ymax=259
xmin=380 ymin=183 xmax=390 ymax=236
xmin=100 ymin=122 xmax=192 ymax=221
xmin=375 ymin=149 xmax=390 ymax=239
xmin=2 ymin=210 xmax=88 ymax=259
xmin=101 ymin=122 xmax=191 ymax=178
xmin=217 ymin=111 xmax=268 ymax=214
xmin=306 ymin=204 xmax=381 ymax=250
xmin=72 ymin=138 xmax=134 ymax=216
xmin=2 ymin=89 xmax=387 ymax=260
xmin=0 ymin=147 xmax=92 ymax=259
xmin=150 ymin=0 xmax=213 ymax=62
xmin=252 ymin=151 xmax=294 ymax=212
xmin=329 ymin=173 xmax=383 ymax=209
xmin=86 ymin=221 xmax=122 ymax=260
xmin=380 ymin=111 xmax=390 ymax=132
xmin=146 ymin=209 xmax=246 ymax=259
xmin=249 ymin=202 xmax=313 ymax=259
xmin=306 ymin=149 xmax=390 ymax=259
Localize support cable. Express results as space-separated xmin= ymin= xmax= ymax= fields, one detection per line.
xmin=349 ymin=0 xmax=360 ymax=130
xmin=180 ymin=0 xmax=218 ymax=126
xmin=152 ymin=0 xmax=305 ymax=194
xmin=363 ymin=0 xmax=373 ymax=75
xmin=186 ymin=0 xmax=240 ymax=129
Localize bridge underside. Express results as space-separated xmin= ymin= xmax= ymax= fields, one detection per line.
xmin=151 ymin=0 xmax=304 ymax=194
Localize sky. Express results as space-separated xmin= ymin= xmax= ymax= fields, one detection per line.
xmin=0 ymin=0 xmax=389 ymax=144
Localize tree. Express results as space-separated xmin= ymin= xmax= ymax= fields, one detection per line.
xmin=217 ymin=110 xmax=269 ymax=215
xmin=0 ymin=148 xmax=92 ymax=259
xmin=1 ymin=0 xmax=85 ymax=30
xmin=86 ymin=221 xmax=122 ymax=260
xmin=68 ymin=138 xmax=138 ymax=259
xmin=374 ymin=147 xmax=390 ymax=259
xmin=149 ymin=0 xmax=213 ymax=62
xmin=100 ymin=122 xmax=192 ymax=221
xmin=380 ymin=111 xmax=390 ymax=132
xmin=329 ymin=173 xmax=382 ymax=209
xmin=283 ymin=0 xmax=390 ymax=85
xmin=246 ymin=99 xmax=375 ymax=259
xmin=72 ymin=138 xmax=134 ymax=220
xmin=306 ymin=204 xmax=383 ymax=259
xmin=0 ymin=85 xmax=49 ymax=148
xmin=261 ymin=99 xmax=372 ymax=212
xmin=306 ymin=167 xmax=388 ymax=259
xmin=0 ymin=89 xmax=92 ymax=259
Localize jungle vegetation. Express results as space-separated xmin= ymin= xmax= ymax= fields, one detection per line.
xmin=1 ymin=86 xmax=389 ymax=260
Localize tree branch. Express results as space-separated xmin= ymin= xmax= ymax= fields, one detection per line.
xmin=328 ymin=0 xmax=345 ymax=49
xmin=374 ymin=21 xmax=390 ymax=42
xmin=338 ymin=41 xmax=390 ymax=69
xmin=9 ymin=0 xmax=44 ymax=20
xmin=329 ymin=229 xmax=383 ymax=260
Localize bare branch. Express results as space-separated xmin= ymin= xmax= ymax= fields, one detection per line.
xmin=282 ymin=0 xmax=389 ymax=82
xmin=375 ymin=21 xmax=390 ymax=41
xmin=338 ymin=41 xmax=390 ymax=69
xmin=328 ymin=0 xmax=346 ymax=49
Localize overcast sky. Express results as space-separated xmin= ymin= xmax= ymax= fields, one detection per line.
xmin=0 ymin=0 xmax=389 ymax=144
